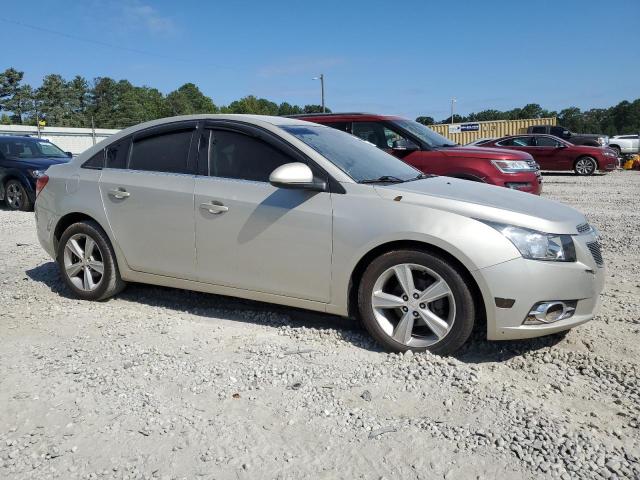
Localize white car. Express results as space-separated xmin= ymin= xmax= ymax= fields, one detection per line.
xmin=608 ymin=135 xmax=639 ymax=156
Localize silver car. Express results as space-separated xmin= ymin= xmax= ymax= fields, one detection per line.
xmin=34 ymin=115 xmax=605 ymax=354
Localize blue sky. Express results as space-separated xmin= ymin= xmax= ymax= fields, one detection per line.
xmin=1 ymin=0 xmax=638 ymax=120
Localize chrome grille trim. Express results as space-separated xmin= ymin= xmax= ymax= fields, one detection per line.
xmin=587 ymin=241 xmax=604 ymax=267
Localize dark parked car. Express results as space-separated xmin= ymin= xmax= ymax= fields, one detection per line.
xmin=294 ymin=113 xmax=542 ymax=194
xmin=527 ymin=125 xmax=609 ymax=147
xmin=480 ymin=134 xmax=617 ymax=176
xmin=0 ymin=136 xmax=71 ymax=210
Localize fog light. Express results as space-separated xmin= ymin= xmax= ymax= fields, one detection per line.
xmin=524 ymin=301 xmax=577 ymax=325
xmin=505 ymin=182 xmax=531 ymax=191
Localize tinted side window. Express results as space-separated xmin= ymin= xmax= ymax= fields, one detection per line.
xmin=129 ymin=130 xmax=194 ymax=174
xmin=106 ymin=140 xmax=130 ymax=169
xmin=352 ymin=122 xmax=391 ymax=149
xmin=325 ymin=122 xmax=351 ymax=133
xmin=536 ymin=136 xmax=561 ymax=147
xmin=531 ymin=126 xmax=546 ymax=134
xmin=82 ymin=150 xmax=105 ymax=169
xmin=497 ymin=137 xmax=534 ymax=147
xmin=208 ymin=130 xmax=293 ymax=182
xmin=550 ymin=126 xmax=568 ymax=137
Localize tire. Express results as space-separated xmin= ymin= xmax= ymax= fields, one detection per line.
xmin=609 ymin=145 xmax=621 ymax=157
xmin=56 ymin=220 xmax=126 ymax=301
xmin=357 ymin=250 xmax=475 ymax=355
xmin=4 ymin=180 xmax=32 ymax=211
xmin=574 ymin=156 xmax=597 ymax=176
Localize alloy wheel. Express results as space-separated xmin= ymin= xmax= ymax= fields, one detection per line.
xmin=5 ymin=183 xmax=23 ymax=209
xmin=575 ymin=158 xmax=595 ymax=175
xmin=370 ymin=263 xmax=456 ymax=347
xmin=63 ymin=233 xmax=105 ymax=291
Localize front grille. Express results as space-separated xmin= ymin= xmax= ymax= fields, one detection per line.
xmin=587 ymin=241 xmax=604 ymax=267
xmin=577 ymin=223 xmax=592 ymax=234
xmin=526 ymin=160 xmax=538 ymax=170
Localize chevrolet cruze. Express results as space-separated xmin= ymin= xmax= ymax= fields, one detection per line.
xmin=34 ymin=115 xmax=605 ymax=354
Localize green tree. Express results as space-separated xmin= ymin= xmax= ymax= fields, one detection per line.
xmin=303 ymin=104 xmax=330 ymax=114
xmin=166 ymin=83 xmax=217 ymax=115
xmin=0 ymin=68 xmax=24 ymax=112
xmin=4 ymin=84 xmax=35 ymax=124
xmin=36 ymin=74 xmax=69 ymax=126
xmin=277 ymin=102 xmax=303 ymax=116
xmin=223 ymin=95 xmax=279 ymax=115
xmin=415 ymin=116 xmax=435 ymax=126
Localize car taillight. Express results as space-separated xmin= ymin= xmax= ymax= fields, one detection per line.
xmin=35 ymin=175 xmax=49 ymax=197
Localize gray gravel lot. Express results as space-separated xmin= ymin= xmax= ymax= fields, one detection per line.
xmin=1 ymin=171 xmax=639 ymax=479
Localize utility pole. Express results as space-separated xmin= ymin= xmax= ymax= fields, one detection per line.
xmin=91 ymin=115 xmax=96 ymax=146
xmin=313 ymin=74 xmax=325 ymax=112
xmin=450 ymin=98 xmax=457 ymax=124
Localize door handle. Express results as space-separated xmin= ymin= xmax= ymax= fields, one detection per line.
xmin=200 ymin=201 xmax=228 ymax=214
xmin=108 ymin=188 xmax=130 ymax=199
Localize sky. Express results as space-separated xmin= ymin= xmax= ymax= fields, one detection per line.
xmin=1 ymin=0 xmax=639 ymax=120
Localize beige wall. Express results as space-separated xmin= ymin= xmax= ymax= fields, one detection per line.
xmin=430 ymin=117 xmax=557 ymax=144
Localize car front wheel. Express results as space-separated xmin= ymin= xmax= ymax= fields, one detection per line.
xmin=4 ymin=180 xmax=32 ymax=211
xmin=574 ymin=157 xmax=597 ymax=176
xmin=57 ymin=220 xmax=126 ymax=301
xmin=358 ymin=250 xmax=475 ymax=355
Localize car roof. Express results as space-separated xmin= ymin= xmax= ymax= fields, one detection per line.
xmin=0 ymin=135 xmax=50 ymax=142
xmin=288 ymin=112 xmax=405 ymax=122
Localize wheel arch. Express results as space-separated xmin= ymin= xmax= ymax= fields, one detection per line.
xmin=53 ymin=212 xmax=108 ymax=253
xmin=347 ymin=240 xmax=487 ymax=333
xmin=573 ymin=154 xmax=599 ymax=171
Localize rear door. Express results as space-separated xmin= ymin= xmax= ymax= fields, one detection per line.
xmin=193 ymin=122 xmax=333 ymax=302
xmin=99 ymin=121 xmax=198 ymax=278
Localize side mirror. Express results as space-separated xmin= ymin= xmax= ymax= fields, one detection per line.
xmin=65 ymin=151 xmax=73 ymax=157
xmin=392 ymin=139 xmax=419 ymax=151
xmin=269 ymin=162 xmax=327 ymax=192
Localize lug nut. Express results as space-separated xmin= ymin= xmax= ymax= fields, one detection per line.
xmin=419 ymin=303 xmax=425 ymax=309
xmin=402 ymin=295 xmax=408 ymax=301
xmin=413 ymin=311 xmax=419 ymax=317
xmin=402 ymin=306 xmax=408 ymax=312
xmin=413 ymin=293 xmax=419 ymax=299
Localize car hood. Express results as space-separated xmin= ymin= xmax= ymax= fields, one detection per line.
xmin=9 ymin=157 xmax=70 ymax=169
xmin=440 ymin=145 xmax=533 ymax=160
xmin=374 ymin=176 xmax=586 ymax=234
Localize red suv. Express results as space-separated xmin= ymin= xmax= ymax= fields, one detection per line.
xmin=479 ymin=134 xmax=618 ymax=176
xmin=294 ymin=113 xmax=542 ymax=194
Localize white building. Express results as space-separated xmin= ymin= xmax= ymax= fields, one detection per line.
xmin=0 ymin=125 xmax=120 ymax=156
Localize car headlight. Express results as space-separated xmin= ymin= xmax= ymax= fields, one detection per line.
xmin=483 ymin=222 xmax=576 ymax=262
xmin=28 ymin=169 xmax=47 ymax=178
xmin=597 ymin=137 xmax=608 ymax=146
xmin=491 ymin=160 xmax=535 ymax=173
xmin=604 ymin=150 xmax=616 ymax=157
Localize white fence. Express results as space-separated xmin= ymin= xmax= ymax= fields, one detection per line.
xmin=0 ymin=125 xmax=120 ymax=156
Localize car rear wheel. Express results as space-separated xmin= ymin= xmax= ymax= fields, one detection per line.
xmin=574 ymin=157 xmax=597 ymax=176
xmin=4 ymin=180 xmax=32 ymax=211
xmin=57 ymin=220 xmax=126 ymax=301
xmin=357 ymin=250 xmax=475 ymax=354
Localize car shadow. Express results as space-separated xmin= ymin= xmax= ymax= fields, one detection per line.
xmin=542 ymin=171 xmax=606 ymax=177
xmin=26 ymin=262 xmax=564 ymax=360
xmin=25 ymin=261 xmax=379 ymax=352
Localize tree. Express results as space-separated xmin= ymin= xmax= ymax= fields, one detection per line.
xmin=0 ymin=68 xmax=24 ymax=111
xmin=166 ymin=83 xmax=217 ymax=115
xmin=303 ymin=104 xmax=330 ymax=114
xmin=66 ymin=76 xmax=90 ymax=127
xmin=277 ymin=102 xmax=303 ymax=116
xmin=223 ymin=95 xmax=279 ymax=115
xmin=4 ymin=85 xmax=34 ymax=124
xmin=416 ymin=116 xmax=435 ymax=126
xmin=36 ymin=74 xmax=69 ymax=126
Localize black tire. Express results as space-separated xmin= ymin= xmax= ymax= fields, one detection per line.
xmin=357 ymin=250 xmax=475 ymax=355
xmin=4 ymin=180 xmax=32 ymax=211
xmin=609 ymin=145 xmax=621 ymax=157
xmin=574 ymin=156 xmax=597 ymax=176
xmin=56 ymin=220 xmax=126 ymax=301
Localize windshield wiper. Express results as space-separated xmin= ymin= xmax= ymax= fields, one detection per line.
xmin=359 ymin=175 xmax=406 ymax=184
xmin=405 ymin=173 xmax=435 ymax=182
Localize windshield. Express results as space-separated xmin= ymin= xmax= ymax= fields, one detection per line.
xmin=281 ymin=124 xmax=421 ymax=182
xmin=392 ymin=120 xmax=457 ymax=148
xmin=0 ymin=138 xmax=68 ymax=159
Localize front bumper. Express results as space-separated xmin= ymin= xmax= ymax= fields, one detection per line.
xmin=493 ymin=171 xmax=542 ymax=195
xmin=473 ymin=233 xmax=605 ymax=340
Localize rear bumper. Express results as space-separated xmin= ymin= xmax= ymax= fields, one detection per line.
xmin=472 ymin=237 xmax=605 ymax=340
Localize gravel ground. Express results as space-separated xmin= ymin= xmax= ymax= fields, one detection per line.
xmin=1 ymin=170 xmax=639 ymax=480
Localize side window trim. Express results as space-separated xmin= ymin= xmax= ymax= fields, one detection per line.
xmin=127 ymin=123 xmax=198 ymax=175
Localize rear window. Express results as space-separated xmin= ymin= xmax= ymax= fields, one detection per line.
xmin=129 ymin=130 xmax=194 ymax=174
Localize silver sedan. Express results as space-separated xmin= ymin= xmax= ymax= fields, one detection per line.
xmin=34 ymin=115 xmax=605 ymax=354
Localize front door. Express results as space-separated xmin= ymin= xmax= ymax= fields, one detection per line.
xmin=531 ymin=135 xmax=573 ymax=170
xmin=99 ymin=122 xmax=198 ymax=278
xmin=194 ymin=125 xmax=333 ymax=302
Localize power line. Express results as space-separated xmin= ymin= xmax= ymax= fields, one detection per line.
xmin=0 ymin=16 xmax=198 ymax=65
